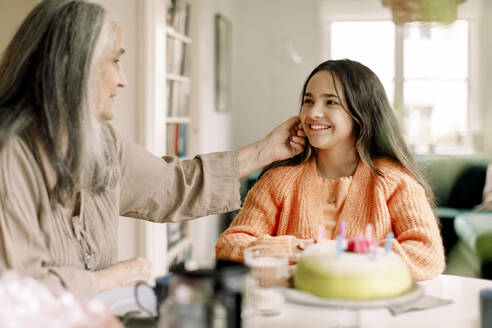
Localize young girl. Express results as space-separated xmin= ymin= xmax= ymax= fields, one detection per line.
xmin=215 ymin=59 xmax=445 ymax=281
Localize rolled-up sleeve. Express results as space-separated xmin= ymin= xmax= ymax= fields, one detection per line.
xmin=117 ymin=131 xmax=242 ymax=222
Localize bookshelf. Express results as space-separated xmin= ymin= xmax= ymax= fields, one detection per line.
xmin=138 ymin=0 xmax=194 ymax=276
xmin=164 ymin=0 xmax=193 ymax=268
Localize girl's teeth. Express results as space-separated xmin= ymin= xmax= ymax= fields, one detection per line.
xmin=311 ymin=125 xmax=330 ymax=130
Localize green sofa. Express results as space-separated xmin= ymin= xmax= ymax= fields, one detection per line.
xmin=453 ymin=212 xmax=492 ymax=278
xmin=417 ymin=154 xmax=492 ymax=278
xmin=417 ymin=154 xmax=489 ymax=254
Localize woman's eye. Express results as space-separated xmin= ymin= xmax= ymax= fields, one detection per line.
xmin=327 ymin=100 xmax=338 ymax=105
xmin=303 ymin=99 xmax=313 ymax=104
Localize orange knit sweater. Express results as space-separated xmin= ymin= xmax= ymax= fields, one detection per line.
xmin=215 ymin=157 xmax=445 ymax=281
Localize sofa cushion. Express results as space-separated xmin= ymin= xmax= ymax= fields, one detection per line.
xmin=454 ymin=212 xmax=492 ymax=260
xmin=417 ymin=155 xmax=488 ymax=207
xmin=477 ymin=231 xmax=492 ymax=262
xmin=448 ymin=165 xmax=487 ymax=209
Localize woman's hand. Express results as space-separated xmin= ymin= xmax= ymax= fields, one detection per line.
xmin=237 ymin=116 xmax=306 ymax=178
xmin=265 ymin=116 xmax=306 ymax=162
xmin=92 ymin=257 xmax=152 ymax=293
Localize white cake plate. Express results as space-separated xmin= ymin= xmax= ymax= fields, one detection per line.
xmin=280 ymin=281 xmax=424 ymax=309
xmin=280 ymin=283 xmax=424 ymax=328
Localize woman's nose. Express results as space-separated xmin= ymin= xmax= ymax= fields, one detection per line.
xmin=118 ymin=69 xmax=128 ymax=88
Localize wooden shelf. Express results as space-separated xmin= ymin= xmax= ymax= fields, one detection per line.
xmin=167 ymin=116 xmax=191 ymax=124
xmin=166 ymin=26 xmax=192 ymax=44
xmin=166 ymin=73 xmax=191 ymax=84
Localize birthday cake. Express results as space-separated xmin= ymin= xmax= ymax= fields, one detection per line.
xmin=294 ymin=233 xmax=412 ymax=300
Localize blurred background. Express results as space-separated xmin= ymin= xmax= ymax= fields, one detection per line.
xmin=1 ymin=0 xmax=491 ymax=278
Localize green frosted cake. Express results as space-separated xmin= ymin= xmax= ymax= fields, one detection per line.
xmin=294 ymin=243 xmax=412 ymax=300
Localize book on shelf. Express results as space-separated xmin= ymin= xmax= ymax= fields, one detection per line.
xmin=177 ymin=124 xmax=187 ymax=157
xmin=167 ymin=80 xmax=190 ymax=117
xmin=177 ymin=83 xmax=190 ymax=116
xmin=181 ymin=42 xmax=191 ymax=76
xmin=166 ymin=36 xmax=180 ymax=75
xmin=166 ymin=221 xmax=188 ymax=249
xmin=166 ymin=0 xmax=191 ymax=37
xmin=166 ymin=37 xmax=190 ymax=76
xmin=166 ymin=36 xmax=174 ymax=74
xmin=165 ymin=0 xmax=174 ymax=27
xmin=167 ymin=222 xmax=181 ymax=248
xmin=166 ymin=123 xmax=187 ymax=157
xmin=166 ymin=81 xmax=173 ymax=116
xmin=168 ymin=244 xmax=192 ymax=267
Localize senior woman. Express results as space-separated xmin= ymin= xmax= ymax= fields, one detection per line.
xmin=0 ymin=0 xmax=305 ymax=298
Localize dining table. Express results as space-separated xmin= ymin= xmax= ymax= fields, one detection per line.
xmin=97 ymin=274 xmax=492 ymax=328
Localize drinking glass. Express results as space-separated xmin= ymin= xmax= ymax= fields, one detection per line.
xmin=243 ymin=245 xmax=289 ymax=317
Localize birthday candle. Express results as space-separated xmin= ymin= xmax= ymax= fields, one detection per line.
xmin=340 ymin=220 xmax=346 ymax=240
xmin=336 ymin=235 xmax=342 ymax=259
xmin=385 ymin=232 xmax=394 ymax=254
xmin=370 ymin=240 xmax=378 ymax=261
xmin=365 ymin=223 xmax=373 ymax=243
xmin=317 ymin=225 xmax=324 ymax=245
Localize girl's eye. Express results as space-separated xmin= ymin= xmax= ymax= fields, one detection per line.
xmin=327 ymin=100 xmax=339 ymax=105
xmin=303 ymin=98 xmax=313 ymax=104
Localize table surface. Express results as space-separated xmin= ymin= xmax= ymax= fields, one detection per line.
xmin=97 ymin=274 xmax=492 ymax=328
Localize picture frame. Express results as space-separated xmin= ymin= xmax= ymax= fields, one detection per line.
xmin=214 ymin=14 xmax=232 ymax=113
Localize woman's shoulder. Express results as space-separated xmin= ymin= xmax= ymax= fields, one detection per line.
xmin=0 ymin=135 xmax=33 ymax=166
xmin=0 ymin=135 xmax=42 ymax=199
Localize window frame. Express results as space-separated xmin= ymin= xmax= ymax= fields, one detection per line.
xmin=319 ymin=1 xmax=482 ymax=154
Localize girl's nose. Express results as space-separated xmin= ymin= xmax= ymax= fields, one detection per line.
xmin=308 ymin=103 xmax=323 ymax=118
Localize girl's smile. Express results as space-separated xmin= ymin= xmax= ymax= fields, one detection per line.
xmin=300 ymin=70 xmax=355 ymax=151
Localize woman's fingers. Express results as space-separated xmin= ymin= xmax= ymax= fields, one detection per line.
xmin=296 ymin=121 xmax=306 ymax=137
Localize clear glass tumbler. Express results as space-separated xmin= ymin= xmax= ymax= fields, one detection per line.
xmin=243 ymin=245 xmax=289 ymax=317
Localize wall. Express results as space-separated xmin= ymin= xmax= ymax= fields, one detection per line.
xmin=93 ymin=0 xmax=141 ymax=261
xmin=188 ymin=0 xmax=236 ymax=265
xmin=231 ymin=0 xmax=321 ymax=149
xmin=0 ymin=0 xmax=38 ymax=54
xmin=480 ymin=1 xmax=492 ymax=159
xmin=231 ymin=0 xmax=492 ymax=161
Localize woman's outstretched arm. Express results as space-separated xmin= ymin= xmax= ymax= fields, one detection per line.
xmin=237 ymin=116 xmax=305 ymax=178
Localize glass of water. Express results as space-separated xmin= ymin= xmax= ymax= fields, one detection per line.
xmin=243 ymin=245 xmax=289 ymax=317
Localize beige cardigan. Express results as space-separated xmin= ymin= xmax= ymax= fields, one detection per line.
xmin=0 ymin=124 xmax=241 ymax=298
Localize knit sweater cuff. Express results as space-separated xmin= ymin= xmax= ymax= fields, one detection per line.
xmin=251 ymin=235 xmax=295 ymax=256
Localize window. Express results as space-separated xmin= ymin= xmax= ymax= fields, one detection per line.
xmin=330 ymin=20 xmax=473 ymax=154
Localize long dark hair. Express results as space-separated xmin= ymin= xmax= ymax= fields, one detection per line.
xmin=0 ymin=0 xmax=119 ymax=207
xmin=261 ymin=59 xmax=435 ymax=206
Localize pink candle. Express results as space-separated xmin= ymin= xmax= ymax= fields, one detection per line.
xmin=371 ymin=240 xmax=378 ymax=261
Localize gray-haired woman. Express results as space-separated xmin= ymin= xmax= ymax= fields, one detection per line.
xmin=0 ymin=0 xmax=305 ymax=298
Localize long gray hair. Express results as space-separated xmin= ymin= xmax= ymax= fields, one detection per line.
xmin=0 ymin=0 xmax=120 ymax=207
